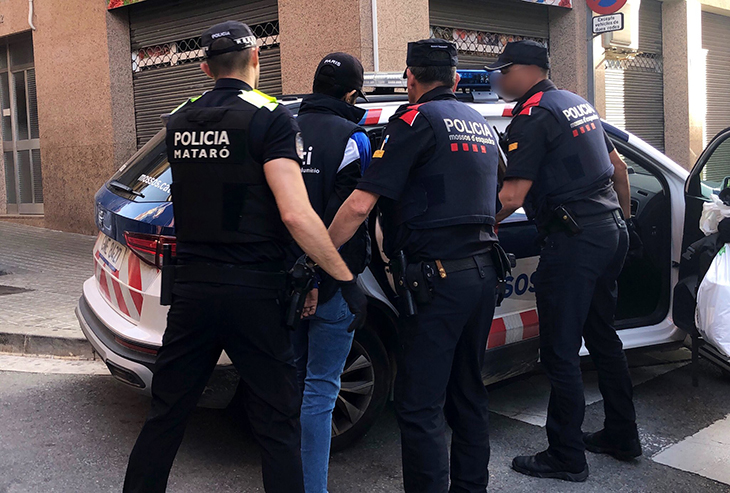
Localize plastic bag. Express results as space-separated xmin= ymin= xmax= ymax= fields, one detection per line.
xmin=700 ymin=194 xmax=730 ymax=236
xmin=695 ymin=244 xmax=730 ymax=357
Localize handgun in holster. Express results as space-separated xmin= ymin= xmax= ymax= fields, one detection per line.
xmin=553 ymin=205 xmax=583 ymax=236
xmin=160 ymin=243 xmax=176 ymax=306
xmin=285 ymin=256 xmax=316 ymax=331
xmin=390 ymin=250 xmax=418 ymax=318
xmin=491 ymin=243 xmax=516 ymax=307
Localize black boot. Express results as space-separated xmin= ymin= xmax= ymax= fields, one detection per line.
xmin=511 ymin=450 xmax=589 ymax=482
xmin=583 ymin=429 xmax=642 ymax=461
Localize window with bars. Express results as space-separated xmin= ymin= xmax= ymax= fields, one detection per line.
xmin=431 ymin=25 xmax=548 ymax=66
xmin=0 ymin=33 xmax=42 ymax=214
xmin=132 ymin=21 xmax=280 ymax=73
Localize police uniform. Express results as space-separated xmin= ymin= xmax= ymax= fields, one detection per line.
xmin=493 ymin=41 xmax=639 ymax=479
xmin=123 ymin=22 xmax=305 ymax=493
xmin=356 ymin=39 xmax=500 ymax=493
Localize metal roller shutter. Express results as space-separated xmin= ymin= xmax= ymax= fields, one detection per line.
xmin=430 ymin=0 xmax=549 ymax=38
xmin=430 ymin=0 xmax=549 ymax=68
xmin=129 ymin=0 xmax=281 ymax=147
xmin=702 ymin=12 xmax=730 ymax=182
xmin=604 ymin=0 xmax=664 ymax=152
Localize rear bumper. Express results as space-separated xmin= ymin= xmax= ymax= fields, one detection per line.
xmin=76 ymin=295 xmax=155 ymax=392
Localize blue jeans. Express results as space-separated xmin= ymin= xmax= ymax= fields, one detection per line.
xmin=292 ymin=289 xmax=355 ymax=493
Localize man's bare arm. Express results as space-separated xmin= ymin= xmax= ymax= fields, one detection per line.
xmin=329 ymin=190 xmax=380 ymax=249
xmin=496 ymin=178 xmax=533 ymax=224
xmin=609 ymin=149 xmax=632 ymax=219
xmin=264 ymin=158 xmax=353 ymax=281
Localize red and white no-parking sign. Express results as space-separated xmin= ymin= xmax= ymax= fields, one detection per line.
xmin=586 ymin=0 xmax=627 ymax=15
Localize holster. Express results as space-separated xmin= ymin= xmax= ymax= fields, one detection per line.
xmin=390 ymin=251 xmax=417 ymax=318
xmin=405 ymin=262 xmax=436 ymax=305
xmin=160 ymin=243 xmax=176 ymax=306
xmin=491 ymin=243 xmax=515 ymax=307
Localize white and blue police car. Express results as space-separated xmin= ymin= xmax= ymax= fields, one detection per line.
xmin=76 ymin=70 xmax=730 ymax=449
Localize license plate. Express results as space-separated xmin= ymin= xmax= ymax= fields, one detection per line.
xmin=98 ymin=234 xmax=126 ymax=273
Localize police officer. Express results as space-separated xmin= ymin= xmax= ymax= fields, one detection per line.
xmin=329 ymin=39 xmax=501 ymax=493
xmin=292 ymin=52 xmax=372 ymax=493
xmin=490 ymin=41 xmax=640 ymax=482
xmin=123 ymin=21 xmax=366 ymax=493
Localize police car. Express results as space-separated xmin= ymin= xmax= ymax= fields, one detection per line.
xmin=76 ymin=70 xmax=730 ymax=450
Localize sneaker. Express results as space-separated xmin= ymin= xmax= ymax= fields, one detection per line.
xmin=511 ymin=450 xmax=589 ymax=482
xmin=583 ymin=429 xmax=642 ymax=461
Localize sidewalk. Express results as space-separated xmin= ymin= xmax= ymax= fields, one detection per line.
xmin=0 ymin=221 xmax=95 ymax=358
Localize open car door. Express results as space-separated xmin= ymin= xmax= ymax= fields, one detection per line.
xmin=673 ymin=128 xmax=730 ymax=381
xmin=674 ymin=128 xmax=730 ymax=332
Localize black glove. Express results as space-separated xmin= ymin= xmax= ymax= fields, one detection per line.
xmin=339 ymin=277 xmax=367 ymax=333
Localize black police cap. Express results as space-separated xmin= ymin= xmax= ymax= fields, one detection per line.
xmin=314 ymin=52 xmax=368 ymax=102
xmin=406 ymin=39 xmax=458 ymax=68
xmin=486 ymin=40 xmax=550 ymax=71
xmin=201 ymin=21 xmax=257 ymax=59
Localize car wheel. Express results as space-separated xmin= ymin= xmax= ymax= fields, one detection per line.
xmin=330 ymin=322 xmax=391 ymax=452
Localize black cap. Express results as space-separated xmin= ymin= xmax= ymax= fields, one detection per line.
xmin=314 ymin=52 xmax=368 ymax=102
xmin=406 ymin=39 xmax=458 ymax=68
xmin=201 ymin=21 xmax=257 ymax=59
xmin=485 ymin=40 xmax=550 ymax=71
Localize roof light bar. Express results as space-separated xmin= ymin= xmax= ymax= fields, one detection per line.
xmin=363 ymin=70 xmax=493 ymax=92
xmin=363 ymin=72 xmax=407 ymax=88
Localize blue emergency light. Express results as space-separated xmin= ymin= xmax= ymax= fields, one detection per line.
xmin=455 ymin=70 xmax=492 ymax=91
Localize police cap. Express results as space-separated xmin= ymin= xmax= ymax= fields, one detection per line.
xmin=486 ymin=40 xmax=549 ymax=71
xmin=201 ymin=21 xmax=257 ymax=59
xmin=406 ymin=39 xmax=458 ymax=68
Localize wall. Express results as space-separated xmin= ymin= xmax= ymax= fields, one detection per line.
xmin=663 ymin=0 xmax=705 ymax=169
xmin=0 ymin=0 xmax=136 ymax=233
xmin=549 ymin=0 xmax=590 ymax=98
xmin=278 ymin=0 xmax=429 ymax=95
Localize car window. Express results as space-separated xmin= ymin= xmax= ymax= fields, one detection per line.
xmin=110 ymin=130 xmax=171 ymax=202
xmin=700 ymin=135 xmax=730 ymax=197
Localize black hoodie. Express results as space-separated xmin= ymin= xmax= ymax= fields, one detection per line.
xmin=296 ymin=93 xmax=372 ymax=303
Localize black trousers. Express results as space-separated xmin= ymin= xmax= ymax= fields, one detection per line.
xmin=394 ymin=265 xmax=498 ymax=493
xmin=535 ymin=213 xmax=636 ymax=468
xmin=123 ymin=282 xmax=304 ymax=493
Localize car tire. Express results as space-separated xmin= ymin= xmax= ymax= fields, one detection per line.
xmin=331 ymin=322 xmax=391 ymax=452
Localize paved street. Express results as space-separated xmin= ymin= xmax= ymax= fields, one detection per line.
xmin=1 ymin=351 xmax=730 ymax=492
xmin=0 ymin=222 xmax=95 ymax=357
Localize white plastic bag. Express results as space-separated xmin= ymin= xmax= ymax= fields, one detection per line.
xmin=695 ymin=244 xmax=730 ymax=357
xmin=700 ymin=195 xmax=730 ymax=236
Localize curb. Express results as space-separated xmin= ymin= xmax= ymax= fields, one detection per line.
xmin=0 ymin=332 xmax=95 ymax=360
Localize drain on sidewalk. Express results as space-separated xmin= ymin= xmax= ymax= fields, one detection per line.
xmin=0 ymin=285 xmax=32 ymax=296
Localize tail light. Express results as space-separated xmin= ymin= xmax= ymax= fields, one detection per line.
xmin=124 ymin=232 xmax=176 ymax=269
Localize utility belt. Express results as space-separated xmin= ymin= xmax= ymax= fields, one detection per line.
xmin=539 ymin=206 xmax=623 ymax=239
xmin=159 ymin=245 xmax=314 ymax=330
xmin=390 ymin=244 xmax=515 ymax=318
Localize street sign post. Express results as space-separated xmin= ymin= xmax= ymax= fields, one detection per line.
xmin=586 ymin=0 xmax=627 ymax=15
xmin=592 ymin=13 xmax=625 ymax=34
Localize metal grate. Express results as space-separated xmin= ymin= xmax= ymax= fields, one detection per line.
xmin=431 ymin=25 xmax=548 ymax=60
xmin=132 ymin=22 xmax=280 ymax=73
xmin=604 ymin=52 xmax=663 ymax=73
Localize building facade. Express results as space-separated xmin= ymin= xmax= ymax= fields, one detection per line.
xmin=0 ymin=0 xmax=726 ymax=233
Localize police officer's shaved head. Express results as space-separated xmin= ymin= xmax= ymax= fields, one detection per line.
xmin=200 ymin=21 xmax=259 ymax=81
